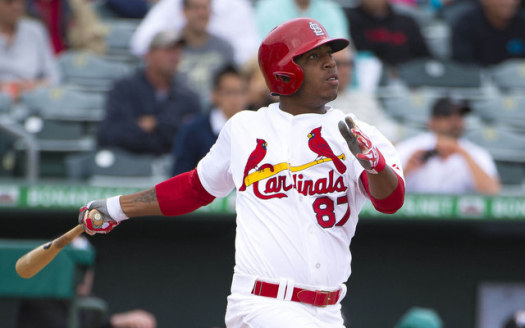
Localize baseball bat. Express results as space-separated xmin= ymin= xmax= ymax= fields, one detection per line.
xmin=15 ymin=209 xmax=103 ymax=279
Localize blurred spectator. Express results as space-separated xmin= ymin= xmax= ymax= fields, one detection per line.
xmin=396 ymin=97 xmax=501 ymax=195
xmin=104 ymin=0 xmax=159 ymax=19
xmin=175 ymin=0 xmax=235 ymax=110
xmin=327 ymin=47 xmax=401 ymax=143
xmin=241 ymin=57 xmax=277 ymax=111
xmin=98 ymin=30 xmax=200 ymax=156
xmin=130 ymin=0 xmax=259 ymax=65
xmin=394 ymin=307 xmax=443 ymax=328
xmin=451 ymin=0 xmax=525 ymax=66
xmin=344 ymin=0 xmax=431 ymax=67
xmin=26 ymin=0 xmax=69 ymax=54
xmin=0 ymin=0 xmax=60 ymax=102
xmin=26 ymin=0 xmax=108 ymax=54
xmin=254 ymin=0 xmax=350 ymax=40
xmin=172 ymin=65 xmax=247 ymax=175
xmin=504 ymin=309 xmax=525 ymax=328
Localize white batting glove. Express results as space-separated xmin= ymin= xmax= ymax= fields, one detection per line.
xmin=338 ymin=116 xmax=386 ymax=174
xmin=78 ymin=196 xmax=128 ymax=235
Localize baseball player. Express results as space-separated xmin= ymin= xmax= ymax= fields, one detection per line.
xmin=79 ymin=18 xmax=405 ymax=327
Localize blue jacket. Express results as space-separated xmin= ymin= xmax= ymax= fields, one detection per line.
xmin=98 ymin=69 xmax=201 ymax=155
xmin=172 ymin=113 xmax=217 ymax=175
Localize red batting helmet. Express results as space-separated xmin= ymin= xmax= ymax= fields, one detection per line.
xmin=258 ymin=17 xmax=350 ymax=96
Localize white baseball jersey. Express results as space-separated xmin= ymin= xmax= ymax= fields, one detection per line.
xmin=197 ymin=103 xmax=402 ymax=289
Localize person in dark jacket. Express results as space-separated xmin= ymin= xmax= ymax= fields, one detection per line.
xmin=98 ymin=30 xmax=201 ymax=156
xmin=345 ymin=0 xmax=431 ymax=66
xmin=451 ymin=0 xmax=525 ymax=67
xmin=172 ymin=65 xmax=248 ymax=175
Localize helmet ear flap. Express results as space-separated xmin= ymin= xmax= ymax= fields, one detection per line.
xmin=273 ymin=72 xmax=293 ymax=83
xmin=269 ymin=69 xmax=303 ymax=96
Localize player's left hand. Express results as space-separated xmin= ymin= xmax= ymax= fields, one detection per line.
xmin=338 ymin=116 xmax=386 ymax=174
xmin=78 ymin=199 xmax=120 ymax=235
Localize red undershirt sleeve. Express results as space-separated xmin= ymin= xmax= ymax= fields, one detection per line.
xmin=155 ymin=168 xmax=216 ymax=216
xmin=360 ymin=171 xmax=405 ymax=214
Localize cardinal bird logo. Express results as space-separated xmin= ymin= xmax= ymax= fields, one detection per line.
xmin=308 ymin=126 xmax=346 ymax=174
xmin=239 ymin=138 xmax=268 ymax=191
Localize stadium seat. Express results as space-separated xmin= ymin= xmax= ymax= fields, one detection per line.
xmin=464 ymin=123 xmax=525 ymax=163
xmin=66 ymin=148 xmax=164 ymax=187
xmin=58 ymin=51 xmax=131 ymax=92
xmin=380 ymin=89 xmax=439 ymax=126
xmin=104 ymin=20 xmax=140 ymax=57
xmin=0 ymin=92 xmax=12 ymax=113
xmin=398 ymin=58 xmax=482 ymax=89
xmin=438 ymin=0 xmax=477 ymax=26
xmin=470 ymin=93 xmax=525 ymax=130
xmin=20 ymin=87 xmax=105 ymax=122
xmin=21 ymin=116 xmax=95 ymax=152
xmin=391 ymin=3 xmax=436 ymax=28
xmin=494 ymin=161 xmax=525 ymax=186
xmin=489 ymin=59 xmax=525 ymax=91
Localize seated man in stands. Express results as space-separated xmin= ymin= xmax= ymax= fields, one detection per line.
xmin=452 ymin=0 xmax=525 ymax=66
xmin=172 ymin=65 xmax=247 ymax=175
xmin=0 ymin=0 xmax=60 ymax=102
xmin=98 ymin=30 xmax=200 ymax=156
xmin=173 ymin=0 xmax=235 ymax=110
xmin=344 ymin=0 xmax=431 ymax=67
xmin=396 ymin=97 xmax=501 ymax=195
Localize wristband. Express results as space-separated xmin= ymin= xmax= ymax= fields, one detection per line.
xmin=107 ymin=195 xmax=129 ymax=222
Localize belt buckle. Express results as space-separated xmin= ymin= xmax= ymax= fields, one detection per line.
xmin=313 ymin=290 xmax=331 ymax=307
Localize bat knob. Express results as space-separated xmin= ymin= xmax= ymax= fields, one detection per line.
xmin=88 ymin=210 xmax=104 ymax=228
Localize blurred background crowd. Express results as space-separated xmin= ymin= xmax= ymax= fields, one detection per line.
xmin=1 ymin=0 xmax=525 ymax=327
xmin=1 ymin=0 xmax=524 ymax=194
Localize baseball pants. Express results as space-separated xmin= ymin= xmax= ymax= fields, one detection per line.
xmin=225 ymin=272 xmax=347 ymax=328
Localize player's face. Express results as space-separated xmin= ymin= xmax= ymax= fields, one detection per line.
xmin=212 ymin=74 xmax=248 ymax=119
xmin=294 ymin=45 xmax=339 ymax=105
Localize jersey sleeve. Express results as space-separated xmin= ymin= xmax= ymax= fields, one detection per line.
xmin=196 ymin=118 xmax=235 ymax=198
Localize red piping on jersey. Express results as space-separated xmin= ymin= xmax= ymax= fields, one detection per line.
xmin=360 ymin=170 xmax=405 ymax=214
xmin=155 ymin=168 xmax=215 ymax=216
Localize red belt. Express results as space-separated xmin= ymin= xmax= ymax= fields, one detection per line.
xmin=251 ymin=280 xmax=341 ymax=307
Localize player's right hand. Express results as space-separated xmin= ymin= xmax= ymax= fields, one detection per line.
xmin=78 ymin=199 xmax=120 ymax=235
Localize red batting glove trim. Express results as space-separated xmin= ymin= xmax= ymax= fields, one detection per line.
xmin=360 ymin=171 xmax=405 ymax=214
xmin=357 ymin=147 xmax=386 ymax=173
xmin=82 ymin=210 xmax=119 ymax=234
xmin=155 ymin=168 xmax=216 ymax=216
xmin=351 ymin=128 xmax=386 ymax=174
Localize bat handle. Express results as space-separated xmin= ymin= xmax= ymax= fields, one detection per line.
xmin=88 ymin=209 xmax=104 ymax=228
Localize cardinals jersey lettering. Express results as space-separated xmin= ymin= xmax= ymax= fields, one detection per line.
xmin=197 ymin=103 xmax=402 ymax=288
